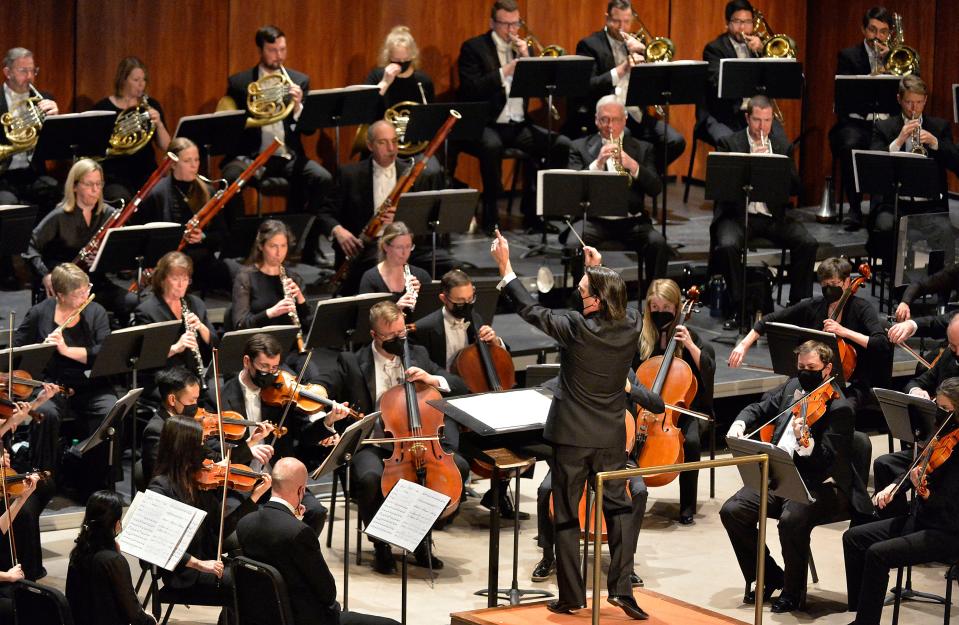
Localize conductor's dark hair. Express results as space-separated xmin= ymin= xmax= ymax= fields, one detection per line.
xmin=441 ymin=269 xmax=472 ymax=294
xmin=862 ymin=7 xmax=894 ymax=29
xmin=585 ymin=266 xmax=628 ymax=322
xmin=255 ymin=25 xmax=285 ymax=48
xmin=70 ymin=490 xmax=124 ymax=566
xmin=725 ymin=0 xmax=754 ymax=22
xmin=816 ymin=257 xmax=852 ymax=282
xmin=607 ymin=0 xmax=631 ymax=14
xmin=244 ymin=333 xmax=283 ymax=360
xmin=491 ymin=0 xmax=518 ymax=20
xmin=156 ymin=366 xmax=200 ymax=402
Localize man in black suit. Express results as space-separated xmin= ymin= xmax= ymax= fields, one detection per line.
xmin=235 ymin=457 xmax=399 ymax=625
xmin=454 ymin=0 xmax=571 ymax=232
xmin=866 ymin=75 xmax=959 ymax=266
xmin=316 ymin=120 xmax=443 ymax=295
xmin=710 ymin=95 xmax=817 ymax=330
xmin=828 ymin=6 xmax=895 ymax=230
xmin=221 ymin=25 xmax=332 ymax=264
xmin=490 ymin=232 xmax=649 ymax=619
xmin=567 ymin=95 xmax=667 ymax=292
xmin=315 ymin=300 xmax=469 ymax=575
xmin=700 ymin=0 xmax=787 ymax=146
xmin=569 ymin=0 xmax=685 ymax=170
xmin=722 ymin=341 xmax=873 ymax=614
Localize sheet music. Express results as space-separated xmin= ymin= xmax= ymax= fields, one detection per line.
xmin=364 ymin=479 xmax=451 ymax=553
xmin=447 ymin=389 xmax=552 ymax=431
xmin=117 ymin=490 xmax=207 ymax=571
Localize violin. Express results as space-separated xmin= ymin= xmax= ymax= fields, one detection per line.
xmin=915 ymin=427 xmax=959 ymax=498
xmin=634 ymin=286 xmax=700 ymax=487
xmin=379 ymin=339 xmax=462 ymax=519
xmin=0 ymin=370 xmax=70 ymax=401
xmin=260 ymin=370 xmax=363 ymax=419
xmin=194 ymin=458 xmax=267 ymax=492
xmin=0 ymin=468 xmax=50 ymax=498
xmin=194 ymin=407 xmax=287 ymax=441
xmin=795 ymin=381 xmax=840 ymax=448
xmin=828 ymin=263 xmax=871 ymax=381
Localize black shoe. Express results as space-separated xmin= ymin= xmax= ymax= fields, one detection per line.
xmin=679 ymin=515 xmax=695 ymax=525
xmin=630 ymin=572 xmax=644 ymax=587
xmin=531 ymin=556 xmax=555 ymax=582
xmin=480 ymin=488 xmax=530 ymax=520
xmin=607 ymin=595 xmax=649 ymax=620
xmin=771 ymin=595 xmax=804 ymax=613
xmin=413 ymin=541 xmax=444 ymax=570
xmin=743 ymin=572 xmax=784 ymax=604
xmin=373 ymin=542 xmax=395 ymax=574
xmin=546 ymin=600 xmax=583 ymax=614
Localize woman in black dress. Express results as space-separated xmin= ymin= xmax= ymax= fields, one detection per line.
xmin=357 ymin=221 xmax=431 ymax=313
xmin=65 ymin=490 xmax=156 ymax=625
xmin=90 ymin=56 xmax=171 ymax=204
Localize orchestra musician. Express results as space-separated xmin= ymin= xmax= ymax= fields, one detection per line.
xmin=313 ymin=301 xmax=468 ymax=575
xmin=221 ymin=25 xmax=332 ymax=265
xmin=844 ymin=377 xmax=959 ymax=625
xmin=366 ymin=26 xmax=435 ymax=116
xmin=894 ymin=262 xmax=959 ymax=322
xmin=90 ymin=56 xmax=171 ymax=204
xmin=867 ymin=75 xmax=959 ymax=267
xmin=722 ymin=340 xmax=872 ymax=614
xmin=571 ymin=0 xmax=686 ymax=170
xmin=0 ymin=450 xmax=41 ymax=586
xmin=317 ymin=120 xmax=443 ymax=296
xmin=233 ymin=457 xmax=400 ymax=625
xmin=65 ymin=490 xmax=157 ymax=625
xmin=490 ymin=233 xmax=648 ymax=619
xmin=700 ymin=1 xmax=787 ymax=146
xmin=133 ymin=137 xmax=232 ymax=294
xmin=710 ymin=95 xmax=817 ymax=330
xmin=357 ymin=222 xmax=431 ymax=313
xmin=828 ymin=6 xmax=896 ymax=231
xmin=730 ymin=258 xmax=891 ymax=414
xmin=566 ymin=95 xmax=667 ymax=292
xmin=454 ymin=0 xmax=571 ymax=233
xmin=133 ymin=251 xmax=216 ymax=395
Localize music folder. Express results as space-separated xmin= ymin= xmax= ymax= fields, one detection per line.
xmin=298 ymin=84 xmax=381 ymax=132
xmin=872 ymin=388 xmax=940 ymax=444
xmin=173 ymin=110 xmax=246 ymax=158
xmin=726 ymin=436 xmax=813 ymax=504
xmin=764 ymin=321 xmax=846 ymax=388
xmin=717 ymin=58 xmax=804 ymax=101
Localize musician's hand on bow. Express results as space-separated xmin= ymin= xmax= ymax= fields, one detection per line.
xmin=320 ymin=433 xmax=340 ymax=447
xmin=895 ymin=302 xmax=911 ymax=322
xmin=37 ymin=99 xmax=58 ymax=116
xmin=478 ymin=325 xmax=497 ymax=343
xmin=405 ymin=367 xmax=439 ymax=388
xmin=41 ymin=273 xmax=54 ymax=297
xmin=872 ymin=483 xmax=896 ymax=509
xmin=267 ymin=297 xmax=297 ymax=319
xmin=490 ymin=229 xmax=513 ymax=276
xmin=888 ymin=319 xmax=917 ymax=344
xmin=332 ymin=225 xmax=363 ymax=258
xmin=583 ymin=245 xmax=602 ymax=267
xmin=190 ymin=558 xmax=224 ymax=578
xmin=0 ymin=565 xmax=24 ymax=583
xmin=822 ymin=318 xmax=848 ymax=338
xmin=908 ymin=387 xmax=931 ymax=400
xmin=726 ymin=420 xmax=746 ymax=439
xmin=249 ymin=443 xmax=274 ymax=466
xmin=184 ymin=226 xmax=203 ymax=245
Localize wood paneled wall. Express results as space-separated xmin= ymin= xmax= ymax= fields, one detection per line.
xmin=1 ymin=0 xmax=955 ymax=199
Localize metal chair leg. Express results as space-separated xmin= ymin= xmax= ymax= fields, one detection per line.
xmin=808 ymin=548 xmax=819 ymax=584
xmin=683 ymin=135 xmax=698 ymax=204
xmin=326 ymin=468 xmax=339 ymax=549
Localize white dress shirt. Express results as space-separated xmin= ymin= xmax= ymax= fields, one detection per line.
xmin=372 ymin=158 xmax=397 ymax=212
xmin=371 ymin=344 xmax=450 ymax=406
xmin=239 ymin=373 xmax=263 ymax=430
xmin=442 ymin=307 xmax=471 ymax=369
xmin=746 ymin=130 xmax=773 ymax=216
xmin=3 ymin=83 xmax=32 ymax=171
xmin=491 ymin=31 xmax=526 ymax=124
xmin=605 ymin=29 xmax=644 ymax=124
xmin=777 ymin=388 xmax=815 ymax=457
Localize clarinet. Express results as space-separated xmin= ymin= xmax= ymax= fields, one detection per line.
xmin=278 ymin=264 xmax=306 ymax=353
xmin=403 ymin=264 xmax=418 ymax=312
xmin=180 ymin=297 xmax=207 ymax=390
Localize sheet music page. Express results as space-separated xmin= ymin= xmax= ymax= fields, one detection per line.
xmin=448 ymin=389 xmax=552 ymax=430
xmin=117 ymin=490 xmax=207 ymax=571
xmin=364 ymin=479 xmax=451 ymax=553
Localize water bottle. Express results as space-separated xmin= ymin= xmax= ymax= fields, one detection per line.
xmin=709 ymin=275 xmax=726 ymax=318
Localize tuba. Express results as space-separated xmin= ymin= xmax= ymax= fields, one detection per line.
xmin=0 ymin=84 xmax=46 ymax=166
xmin=753 ymin=10 xmax=797 ymax=59
xmin=884 ymin=13 xmax=920 ymax=76
xmin=217 ymin=65 xmax=295 ymax=129
xmin=105 ymin=94 xmax=155 ymax=157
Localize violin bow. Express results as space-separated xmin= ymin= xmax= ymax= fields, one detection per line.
xmin=889 ymin=409 xmax=955 ymax=499
xmin=744 ymin=376 xmax=836 ymax=440
xmin=215 ymin=445 xmax=232 ymax=580
xmin=2 ymin=312 xmax=17 ymax=566
xmin=270 ymin=349 xmax=314 ymax=447
xmin=211 ymin=348 xmax=226 ymax=460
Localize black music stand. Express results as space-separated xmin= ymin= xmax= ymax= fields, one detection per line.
xmin=305 ymin=293 xmax=392 ymax=351
xmin=311 ymin=412 xmax=378 ymax=611
xmin=216 ymin=326 xmax=300 ymax=377
xmin=0 ymin=344 xmax=55 ymax=378
xmin=405 ymin=102 xmax=488 ymax=182
xmin=0 ymin=205 xmax=37 ymax=256
xmin=727 ymin=437 xmax=813 ymax=504
xmin=718 ymin=58 xmax=804 ymax=103
xmin=89 ymin=223 xmax=183 ymax=299
xmin=764 ymin=321 xmax=846 ymax=388
xmin=394 ymin=189 xmax=478 ymax=278
xmin=705 ymin=152 xmax=793 ymax=335
xmin=68 ymin=387 xmax=143 ymax=496
xmin=298 ymin=85 xmax=381 ymax=170
xmin=173 ymin=110 xmax=247 ymax=175
xmin=408 ymin=276 xmax=501 ymax=325
xmin=626 ymin=61 xmax=708 ymax=237
xmin=31 ymin=111 xmax=115 ymax=164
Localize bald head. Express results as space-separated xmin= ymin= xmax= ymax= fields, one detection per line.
xmin=271 ymin=457 xmax=307 ymax=503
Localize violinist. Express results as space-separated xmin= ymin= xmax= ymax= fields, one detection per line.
xmin=722 ymin=340 xmax=872 ymax=614
xmin=729 ymin=257 xmax=891 ymax=414
xmin=844 ymin=377 xmax=959 ymax=625
xmin=314 ymin=301 xmax=469 ymax=575
xmin=634 ymin=279 xmax=715 ymax=525
xmin=357 ymin=222 xmax=431 ymax=312
xmin=0 ymin=459 xmax=40 ymax=619
xmin=147 ymin=416 xmax=272 ymax=617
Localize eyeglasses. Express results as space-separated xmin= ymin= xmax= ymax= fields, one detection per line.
xmin=729 ymin=19 xmax=752 ymax=26
xmin=494 ymin=19 xmax=521 ymax=28
xmin=78 ymin=181 xmax=104 ymax=189
xmin=447 ymin=295 xmax=476 ymax=306
xmin=387 ymin=242 xmax=415 ymax=252
xmin=596 ymin=116 xmax=625 ymax=125
xmin=865 ymin=25 xmax=890 ymax=36
xmin=254 ymin=364 xmax=280 ymax=375
xmin=375 ymin=330 xmax=408 ymax=341
xmin=12 ymin=66 xmax=39 ymax=77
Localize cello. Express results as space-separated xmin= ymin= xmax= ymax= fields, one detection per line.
xmin=827 ymin=263 xmax=871 ymax=381
xmin=379 ymin=338 xmax=462 ymax=519
xmin=634 ymin=286 xmax=700 ymax=486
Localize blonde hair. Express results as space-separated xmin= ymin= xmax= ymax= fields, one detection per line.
xmin=378 ymin=221 xmax=413 ymax=261
xmin=377 ymin=26 xmax=420 ymax=69
xmin=638 ymin=279 xmax=682 ymax=361
xmin=62 ymin=159 xmax=106 ymax=215
xmin=152 ymin=251 xmax=193 ymax=296
xmin=51 ymin=263 xmax=90 ymax=296
xmin=369 ymin=300 xmax=404 ymax=331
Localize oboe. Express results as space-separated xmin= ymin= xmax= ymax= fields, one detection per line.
xmin=180 ymin=297 xmax=207 ymax=390
xmin=278 ymin=264 xmax=306 ymax=353
xmin=403 ymin=264 xmax=418 ymax=311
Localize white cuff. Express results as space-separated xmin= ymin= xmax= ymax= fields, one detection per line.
xmin=796 ymin=437 xmax=815 ymax=456
xmin=588 ymin=159 xmax=602 ymax=171
xmin=889 ymin=139 xmax=901 ymax=152
xmin=434 ymin=376 xmax=451 ymax=393
xmin=610 ymin=68 xmax=621 ymax=85
xmin=497 ymin=271 xmax=517 ymax=290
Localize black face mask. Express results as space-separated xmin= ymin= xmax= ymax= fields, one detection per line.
xmin=178 ymin=402 xmax=199 ymax=418
xmin=821 ymin=285 xmax=843 ymax=304
xmin=392 ymin=60 xmax=412 ymax=73
xmin=251 ymin=369 xmax=278 ymax=389
xmin=449 ymin=302 xmax=473 ymax=320
xmin=381 ymin=336 xmax=406 ymax=358
xmin=650 ymin=310 xmax=675 ymax=332
xmin=797 ymin=368 xmax=826 ymax=393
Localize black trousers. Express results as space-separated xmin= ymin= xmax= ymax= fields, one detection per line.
xmin=843 ymin=515 xmax=959 ymax=624
xmin=566 ymin=216 xmax=668 ymax=292
xmin=828 ymin=118 xmax=872 ymax=219
xmin=451 ymin=122 xmax=570 ymax=230
xmin=551 ymin=444 xmax=634 ymax=605
xmin=710 ymin=213 xmax=818 ymax=309
xmin=719 ymin=483 xmax=847 ymax=600
xmin=339 ymin=610 xmax=400 ymax=625
xmin=872 ymin=449 xmax=913 ymax=519
xmin=675 ymin=415 xmax=702 ymax=519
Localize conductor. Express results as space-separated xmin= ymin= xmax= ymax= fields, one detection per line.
xmin=490 ymin=231 xmax=650 ymax=619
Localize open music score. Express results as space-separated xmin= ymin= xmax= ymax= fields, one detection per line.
xmin=364 ymin=479 xmax=450 ymax=554
xmin=117 ymin=489 xmax=206 ymax=571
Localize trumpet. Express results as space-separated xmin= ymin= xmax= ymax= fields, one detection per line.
xmin=105 ymin=94 xmax=155 ymax=157
xmin=0 ymin=84 xmax=46 ymax=167
xmin=180 ymin=297 xmax=207 ymax=391
xmin=278 ymin=264 xmax=306 ymax=353
xmin=909 ymin=114 xmax=927 ymax=156
xmin=403 ymin=264 xmax=418 ymax=311
xmin=610 ymin=134 xmax=633 ymax=182
xmin=749 ymin=129 xmax=771 ymax=154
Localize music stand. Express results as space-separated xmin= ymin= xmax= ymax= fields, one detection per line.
xmin=310 ymin=412 xmax=378 ymax=611
xmin=298 ymin=85 xmax=381 ymax=170
xmin=834 ymin=75 xmax=901 ymax=119
xmin=216 ymin=326 xmax=300 ymax=377
xmin=394 ymin=189 xmax=478 ymax=278
xmin=0 ymin=344 xmax=55 ymax=379
xmin=305 ymin=293 xmax=392 ymax=351
xmin=89 ymin=223 xmax=183 ymax=298
xmin=405 ymin=102 xmax=488 ymax=182
xmin=626 ymin=61 xmax=708 ymax=237
xmin=31 ymin=110 xmax=115 ymax=164
xmin=727 ymin=437 xmax=813 ymax=504
xmin=764 ymin=321 xmax=846 ymax=388
xmin=68 ymin=387 xmax=143 ymax=495
xmin=705 ymin=152 xmax=793 ymax=334
xmin=0 ymin=205 xmax=38 ymax=256
xmin=173 ymin=110 xmax=247 ymax=175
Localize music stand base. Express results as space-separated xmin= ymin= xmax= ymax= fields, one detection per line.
xmin=473 ymin=587 xmax=554 ymax=606
xmin=883 ymin=586 xmax=947 ymax=606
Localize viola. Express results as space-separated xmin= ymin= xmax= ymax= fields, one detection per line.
xmin=194 ymin=407 xmax=287 ymax=441
xmin=379 ymin=339 xmax=462 ymax=519
xmin=260 ymin=370 xmax=364 ymax=419
xmin=916 ymin=427 xmax=959 ymax=498
xmin=634 ymin=286 xmax=700 ymax=487
xmin=794 ymin=381 xmax=840 ymax=448
xmin=194 ymin=458 xmax=267 ymax=492
xmin=0 ymin=468 xmax=50 ymax=498
xmin=828 ymin=263 xmax=871 ymax=381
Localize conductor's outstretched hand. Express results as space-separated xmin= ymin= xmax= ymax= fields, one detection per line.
xmin=583 ymin=245 xmax=602 ymax=267
xmin=490 ymin=229 xmax=513 ymax=277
